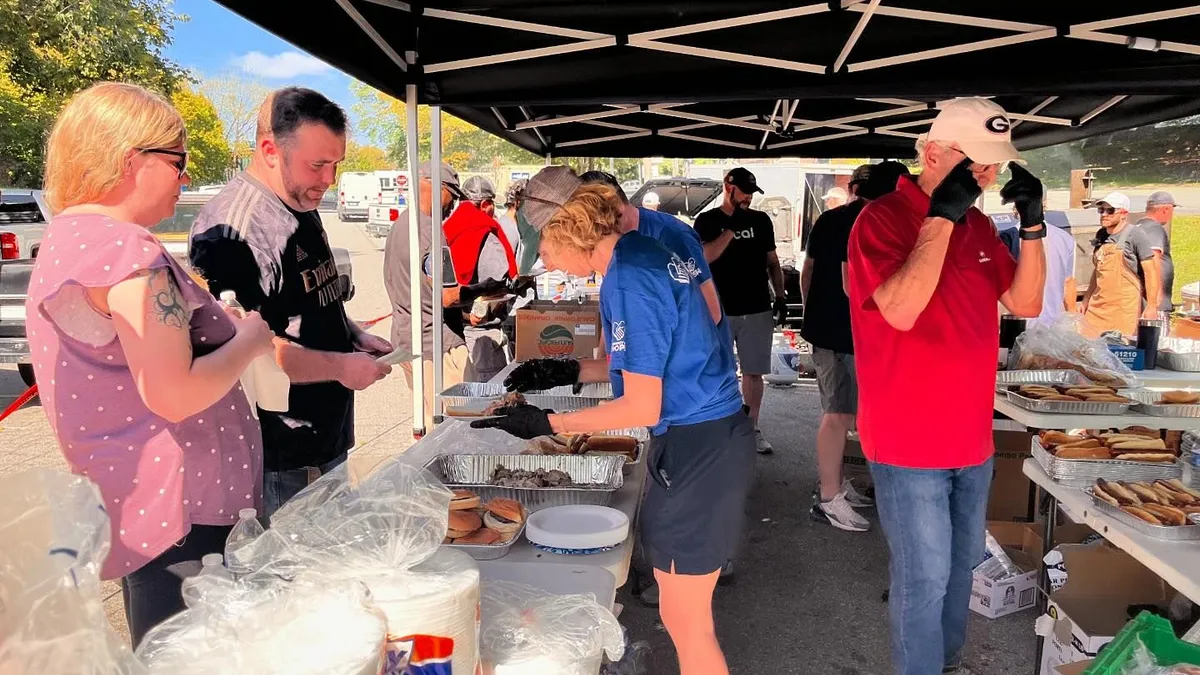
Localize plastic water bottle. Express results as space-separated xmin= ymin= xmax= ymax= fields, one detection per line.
xmin=225 ymin=508 xmax=265 ymax=577
xmin=181 ymin=553 xmax=232 ymax=606
xmin=982 ymin=530 xmax=1021 ymax=578
xmin=219 ymin=291 xmax=290 ymax=413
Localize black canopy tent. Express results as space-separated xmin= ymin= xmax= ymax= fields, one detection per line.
xmin=216 ymin=1 xmax=1200 ymax=157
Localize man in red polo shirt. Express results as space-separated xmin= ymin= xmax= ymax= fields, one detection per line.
xmin=848 ymin=97 xmax=1047 ymax=675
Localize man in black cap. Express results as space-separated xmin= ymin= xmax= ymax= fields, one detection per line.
xmin=694 ymin=167 xmax=786 ymax=454
xmin=1137 ymin=191 xmax=1178 ymax=313
xmin=801 ymin=161 xmax=910 ymax=532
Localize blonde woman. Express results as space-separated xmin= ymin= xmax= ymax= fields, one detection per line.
xmin=27 ymin=82 xmax=275 ymax=646
xmin=474 ymin=177 xmax=754 ymax=675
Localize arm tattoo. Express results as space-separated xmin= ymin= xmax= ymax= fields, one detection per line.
xmin=147 ymin=269 xmax=188 ymax=329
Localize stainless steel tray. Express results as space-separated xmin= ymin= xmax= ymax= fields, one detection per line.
xmin=440 ymin=382 xmax=611 ymax=418
xmin=1031 ymin=437 xmax=1182 ymax=487
xmin=1159 ymin=350 xmax=1200 ymax=372
xmin=1124 ymin=391 xmax=1200 ymax=418
xmin=995 ymin=369 xmax=1093 ymax=390
xmin=425 ymin=454 xmax=625 ymax=510
xmin=1005 ymin=389 xmax=1133 ymax=415
xmin=445 ymin=521 xmax=525 ymax=560
xmin=1086 ymin=488 xmax=1200 ymax=540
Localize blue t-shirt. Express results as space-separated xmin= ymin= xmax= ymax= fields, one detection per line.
xmin=601 ymin=232 xmax=742 ymax=435
xmin=635 ymin=207 xmax=712 ymax=285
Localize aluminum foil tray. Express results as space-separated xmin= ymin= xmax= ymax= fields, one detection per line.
xmin=995 ymin=369 xmax=1093 ymax=390
xmin=1006 ymin=389 xmax=1133 ymax=415
xmin=1124 ymin=391 xmax=1200 ymax=418
xmin=1086 ymin=488 xmax=1200 ymax=541
xmin=445 ymin=521 xmax=525 ymax=561
xmin=425 ymin=454 xmax=625 ymax=510
xmin=1159 ymin=350 xmax=1200 ymax=372
xmin=1032 ymin=437 xmax=1181 ymax=487
xmin=440 ymin=382 xmax=611 ymax=418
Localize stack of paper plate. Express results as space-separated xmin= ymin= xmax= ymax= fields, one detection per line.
xmin=526 ymin=505 xmax=628 ymax=555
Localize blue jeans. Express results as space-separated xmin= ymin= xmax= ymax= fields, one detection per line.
xmin=263 ymin=452 xmax=347 ymax=522
xmin=870 ymin=457 xmax=993 ymax=675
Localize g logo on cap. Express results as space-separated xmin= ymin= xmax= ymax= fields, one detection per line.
xmin=985 ymin=115 xmax=1011 ymax=134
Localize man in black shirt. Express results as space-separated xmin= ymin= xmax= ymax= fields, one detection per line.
xmin=695 ymin=167 xmax=787 ymax=454
xmin=801 ymin=161 xmax=909 ymax=532
xmin=190 ymin=88 xmax=392 ymax=518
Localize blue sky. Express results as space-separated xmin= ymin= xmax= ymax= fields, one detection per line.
xmin=165 ymin=0 xmax=363 ymax=136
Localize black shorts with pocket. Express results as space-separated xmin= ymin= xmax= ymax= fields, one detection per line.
xmin=640 ymin=410 xmax=756 ymax=575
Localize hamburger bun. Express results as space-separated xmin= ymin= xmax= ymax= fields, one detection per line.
xmin=1159 ymin=390 xmax=1200 ymax=404
xmin=450 ymin=489 xmax=482 ymax=511
xmin=447 ymin=510 xmax=482 ymax=539
xmin=483 ymin=498 xmax=526 ymax=533
xmin=455 ymin=527 xmax=503 ymax=545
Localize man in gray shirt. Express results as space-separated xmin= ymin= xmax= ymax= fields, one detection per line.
xmin=1137 ymin=190 xmax=1177 ymax=313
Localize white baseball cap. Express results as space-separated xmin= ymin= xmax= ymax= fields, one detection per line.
xmin=1096 ymin=191 xmax=1131 ymax=212
xmin=926 ymin=98 xmax=1023 ymax=166
xmin=822 ymin=187 xmax=848 ymax=202
xmin=642 ymin=191 xmax=660 ymax=206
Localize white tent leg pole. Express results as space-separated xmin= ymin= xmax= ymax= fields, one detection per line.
xmin=431 ymin=106 xmax=444 ymax=425
xmin=545 ymin=153 xmax=553 ymax=165
xmin=405 ymin=85 xmax=425 ymax=436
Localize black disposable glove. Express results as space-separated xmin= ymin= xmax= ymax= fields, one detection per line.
xmin=504 ymin=358 xmax=581 ymax=393
xmin=507 ymin=275 xmax=537 ymax=297
xmin=927 ymin=158 xmax=982 ymax=224
xmin=1000 ymin=163 xmax=1046 ymax=233
xmin=773 ymin=296 xmax=789 ymax=326
xmin=470 ymin=403 xmax=554 ymax=439
xmin=457 ymin=278 xmax=507 ymax=306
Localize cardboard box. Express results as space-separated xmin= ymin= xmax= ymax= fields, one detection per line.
xmin=515 ymin=301 xmax=601 ymax=361
xmin=843 ymin=431 xmax=871 ymax=489
xmin=972 ymin=521 xmax=1098 ymax=620
xmin=1038 ymin=545 xmax=1172 ymax=675
xmin=990 ymin=431 xmax=1036 ymax=522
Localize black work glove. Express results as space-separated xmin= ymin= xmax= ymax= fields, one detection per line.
xmin=504 ymin=358 xmax=581 ymax=393
xmin=457 ymin=278 xmax=507 ymax=306
xmin=470 ymin=403 xmax=554 ymax=439
xmin=927 ymin=158 xmax=982 ymax=224
xmin=1000 ymin=163 xmax=1046 ymax=233
xmin=507 ymin=275 xmax=537 ymax=297
xmin=773 ymin=296 xmax=789 ymax=326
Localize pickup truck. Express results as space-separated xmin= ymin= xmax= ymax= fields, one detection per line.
xmin=365 ymin=203 xmax=403 ymax=238
xmin=0 ymin=189 xmax=49 ymax=385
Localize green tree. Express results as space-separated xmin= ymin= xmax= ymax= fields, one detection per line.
xmin=336 ymin=142 xmax=395 ymax=180
xmin=195 ymin=70 xmax=271 ymax=160
xmin=172 ymin=85 xmax=232 ymax=185
xmin=0 ymin=0 xmax=186 ymax=186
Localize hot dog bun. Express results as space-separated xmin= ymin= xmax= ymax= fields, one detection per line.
xmin=1056 ymin=446 xmax=1113 ymax=460
xmin=1110 ymin=438 xmax=1167 ymax=451
xmin=1122 ymin=506 xmax=1164 ymax=525
xmin=1113 ymin=453 xmax=1177 ymax=463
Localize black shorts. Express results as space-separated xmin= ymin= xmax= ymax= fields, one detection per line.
xmin=640 ymin=411 xmax=756 ymax=575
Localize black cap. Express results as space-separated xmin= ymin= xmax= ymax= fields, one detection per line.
xmin=849 ymin=164 xmax=872 ymax=187
xmin=856 ymin=161 xmax=911 ymax=201
xmin=725 ymin=167 xmax=763 ymax=194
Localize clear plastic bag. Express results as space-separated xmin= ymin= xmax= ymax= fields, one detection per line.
xmin=1013 ymin=314 xmax=1140 ymax=388
xmin=480 ymin=580 xmax=625 ymax=675
xmin=1118 ymin=637 xmax=1200 ymax=674
xmin=0 ymin=468 xmax=147 ymax=675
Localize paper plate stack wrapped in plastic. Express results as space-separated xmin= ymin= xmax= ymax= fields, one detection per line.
xmin=480 ymin=580 xmax=625 ymax=675
xmin=0 ymin=468 xmax=146 ymax=675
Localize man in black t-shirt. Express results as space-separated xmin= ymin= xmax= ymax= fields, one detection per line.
xmin=190 ymin=88 xmax=392 ymax=519
xmin=801 ymin=161 xmax=909 ymax=532
xmin=695 ymin=167 xmax=787 ymax=454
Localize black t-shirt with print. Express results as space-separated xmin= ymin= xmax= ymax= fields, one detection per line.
xmin=694 ymin=207 xmax=776 ymax=316
xmin=189 ymin=173 xmax=355 ymax=472
xmin=801 ymin=201 xmax=862 ymax=354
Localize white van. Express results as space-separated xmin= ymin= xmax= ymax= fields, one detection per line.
xmin=337 ymin=172 xmax=377 ymax=221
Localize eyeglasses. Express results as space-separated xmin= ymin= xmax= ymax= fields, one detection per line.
xmin=1097 ymin=206 xmax=1117 ymax=216
xmin=137 ymin=148 xmax=188 ymax=179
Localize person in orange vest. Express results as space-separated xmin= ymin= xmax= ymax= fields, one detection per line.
xmin=445 ymin=176 xmax=522 ymax=381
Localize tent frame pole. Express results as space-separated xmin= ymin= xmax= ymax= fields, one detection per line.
xmin=405 ymin=83 xmax=424 ymax=436
xmin=430 ymin=107 xmax=444 ymax=425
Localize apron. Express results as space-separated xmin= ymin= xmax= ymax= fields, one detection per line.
xmin=1084 ymin=226 xmax=1142 ymax=337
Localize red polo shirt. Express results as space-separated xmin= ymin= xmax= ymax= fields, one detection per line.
xmin=848 ymin=177 xmax=1016 ymax=469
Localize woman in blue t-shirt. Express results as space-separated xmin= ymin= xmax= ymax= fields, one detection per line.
xmin=473 ymin=183 xmax=753 ymax=675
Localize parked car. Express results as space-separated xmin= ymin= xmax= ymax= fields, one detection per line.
xmin=0 ymin=189 xmax=49 ymax=259
xmin=0 ymin=189 xmax=49 ymax=386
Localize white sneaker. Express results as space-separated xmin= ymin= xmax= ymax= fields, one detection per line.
xmin=755 ymin=429 xmax=773 ymax=454
xmin=842 ymin=478 xmax=874 ymax=508
xmin=811 ymin=492 xmax=871 ymax=532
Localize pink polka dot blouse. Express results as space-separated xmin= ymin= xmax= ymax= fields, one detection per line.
xmin=25 ymin=214 xmax=263 ymax=580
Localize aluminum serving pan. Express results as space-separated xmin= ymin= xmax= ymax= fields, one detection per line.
xmin=995 ymin=369 xmax=1093 ymax=390
xmin=1005 ymin=388 xmax=1133 ymax=415
xmin=1031 ymin=437 xmax=1182 ymax=487
xmin=527 ymin=427 xmax=649 ymax=471
xmin=1124 ymin=391 xmax=1200 ymax=418
xmin=1086 ymin=488 xmax=1200 ymax=541
xmin=445 ymin=521 xmax=525 ymax=561
xmin=440 ymin=382 xmax=612 ymax=418
xmin=425 ymin=454 xmax=625 ymax=510
xmin=1159 ymin=350 xmax=1200 ymax=372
